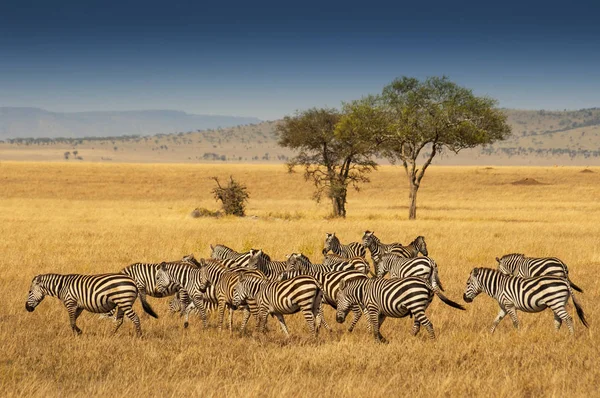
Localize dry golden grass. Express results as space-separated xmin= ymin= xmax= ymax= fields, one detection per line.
xmin=1 ymin=162 xmax=599 ymax=397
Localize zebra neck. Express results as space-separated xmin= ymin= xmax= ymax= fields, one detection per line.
xmin=481 ymin=272 xmax=508 ymax=299
xmin=42 ymin=275 xmax=68 ymax=300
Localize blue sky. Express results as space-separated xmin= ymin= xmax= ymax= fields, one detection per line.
xmin=1 ymin=0 xmax=599 ymax=120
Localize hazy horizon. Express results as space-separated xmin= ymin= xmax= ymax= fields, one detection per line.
xmin=1 ymin=0 xmax=599 ymax=120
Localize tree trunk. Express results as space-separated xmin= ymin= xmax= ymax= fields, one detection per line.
xmin=331 ymin=191 xmax=347 ymax=218
xmin=408 ymin=181 xmax=418 ymax=220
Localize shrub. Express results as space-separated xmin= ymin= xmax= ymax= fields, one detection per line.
xmin=211 ymin=176 xmax=250 ymax=216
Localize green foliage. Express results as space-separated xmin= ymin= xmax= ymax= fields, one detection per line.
xmin=211 ymin=176 xmax=250 ymax=217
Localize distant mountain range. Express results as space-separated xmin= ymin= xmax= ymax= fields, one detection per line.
xmin=0 ymin=107 xmax=262 ymax=139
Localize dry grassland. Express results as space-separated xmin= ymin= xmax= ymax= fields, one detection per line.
xmin=1 ymin=162 xmax=599 ymax=397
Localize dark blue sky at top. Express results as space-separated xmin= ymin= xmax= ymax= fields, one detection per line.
xmin=1 ymin=0 xmax=599 ymax=119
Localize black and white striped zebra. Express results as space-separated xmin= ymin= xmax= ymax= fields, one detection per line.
xmin=247 ymin=249 xmax=288 ymax=279
xmin=336 ymin=276 xmax=465 ymax=342
xmin=361 ymin=231 xmax=404 ymax=263
xmin=374 ymin=254 xmax=443 ymax=291
xmin=496 ymin=253 xmax=583 ymax=293
xmin=210 ymin=244 xmax=253 ymax=267
xmin=232 ymin=273 xmax=324 ymax=337
xmin=322 ymin=233 xmax=366 ymax=258
xmin=26 ymin=273 xmax=158 ymax=336
xmin=463 ymin=267 xmax=588 ymax=334
xmin=287 ymin=252 xmax=368 ymax=275
xmin=155 ymin=262 xmax=216 ymax=328
xmin=279 ymin=268 xmax=369 ymax=332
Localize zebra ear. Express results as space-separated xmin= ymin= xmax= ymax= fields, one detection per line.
xmin=495 ymin=257 xmax=500 ymax=263
xmin=238 ymin=272 xmax=246 ymax=283
xmin=472 ymin=268 xmax=479 ymax=277
xmin=333 ymin=232 xmax=336 ymax=237
xmin=338 ymin=278 xmax=347 ymax=291
xmin=158 ymin=262 xmax=167 ymax=271
xmin=210 ymin=244 xmax=214 ymax=251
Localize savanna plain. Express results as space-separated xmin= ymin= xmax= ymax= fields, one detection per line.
xmin=1 ymin=161 xmax=599 ymax=397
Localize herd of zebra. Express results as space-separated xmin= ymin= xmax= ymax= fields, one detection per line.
xmin=25 ymin=231 xmax=588 ymax=342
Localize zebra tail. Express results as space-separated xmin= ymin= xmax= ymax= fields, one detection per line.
xmin=424 ymin=280 xmax=465 ymax=311
xmin=140 ymin=296 xmax=159 ymax=319
xmin=569 ymin=278 xmax=584 ymax=293
xmin=570 ymin=287 xmax=589 ymax=328
xmin=433 ymin=267 xmax=445 ymax=292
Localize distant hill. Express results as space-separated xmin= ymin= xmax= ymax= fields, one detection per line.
xmin=0 ymin=107 xmax=262 ymax=139
xmin=1 ymin=108 xmax=599 ymax=165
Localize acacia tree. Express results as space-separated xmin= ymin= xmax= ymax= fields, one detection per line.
xmin=379 ymin=76 xmax=512 ymax=219
xmin=277 ymin=106 xmax=378 ymax=217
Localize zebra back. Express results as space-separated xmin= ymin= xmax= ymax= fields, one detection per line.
xmin=211 ymin=244 xmax=253 ymax=267
xmin=361 ymin=231 xmax=403 ymax=261
xmin=323 ymin=254 xmax=370 ymax=274
xmin=248 ymin=249 xmax=287 ymax=279
xmin=388 ymin=236 xmax=428 ymax=258
xmin=322 ymin=233 xmax=366 ymax=258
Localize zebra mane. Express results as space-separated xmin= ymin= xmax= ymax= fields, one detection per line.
xmin=502 ymin=253 xmax=525 ymax=259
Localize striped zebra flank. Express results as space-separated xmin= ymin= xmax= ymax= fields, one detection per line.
xmin=336 ymin=276 xmax=465 ymax=342
xmin=496 ymin=253 xmax=583 ymax=293
xmin=279 ymin=268 xmax=369 ymax=332
xmin=232 ymin=273 xmax=324 ymax=337
xmin=463 ymin=267 xmax=588 ymax=334
xmin=322 ymin=254 xmax=370 ymax=275
xmin=210 ymin=244 xmax=253 ymax=267
xmin=322 ymin=233 xmax=366 ymax=258
xmin=374 ymin=254 xmax=444 ymax=291
xmin=26 ymin=273 xmax=157 ymax=336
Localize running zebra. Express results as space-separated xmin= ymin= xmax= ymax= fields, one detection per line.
xmin=463 ymin=268 xmax=588 ymax=334
xmin=210 ymin=244 xmax=253 ymax=267
xmin=247 ymin=249 xmax=288 ymax=279
xmin=26 ymin=273 xmax=158 ymax=336
xmin=374 ymin=254 xmax=443 ymax=291
xmin=155 ymin=262 xmax=216 ymax=328
xmin=322 ymin=254 xmax=370 ymax=274
xmin=361 ymin=231 xmax=404 ymax=263
xmin=232 ymin=273 xmax=324 ymax=337
xmin=322 ymin=233 xmax=366 ymax=258
xmin=496 ymin=253 xmax=583 ymax=292
xmin=336 ymin=276 xmax=465 ymax=342
xmin=279 ymin=267 xmax=369 ymax=332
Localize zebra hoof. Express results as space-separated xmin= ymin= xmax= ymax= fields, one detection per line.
xmin=184 ymin=322 xmax=189 ymax=329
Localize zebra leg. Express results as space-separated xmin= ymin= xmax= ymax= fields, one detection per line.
xmin=240 ymin=307 xmax=251 ymax=334
xmin=347 ymin=305 xmax=363 ymax=332
xmin=273 ymin=313 xmax=290 ymax=337
xmin=123 ymin=307 xmax=143 ymax=337
xmin=316 ymin=305 xmax=332 ymax=333
xmin=191 ymin=296 xmax=209 ymax=329
xmin=414 ymin=311 xmax=434 ymax=339
xmin=65 ymin=302 xmax=83 ymax=335
xmin=490 ymin=308 xmax=507 ymax=334
xmin=366 ymin=307 xmax=386 ymax=343
xmin=217 ymin=301 xmax=227 ymax=332
xmin=228 ymin=306 xmax=234 ymax=334
xmin=301 ymin=308 xmax=317 ymax=338
xmin=113 ymin=307 xmax=125 ymax=334
xmin=505 ymin=306 xmax=520 ymax=330
xmin=411 ymin=319 xmax=421 ymax=336
xmin=552 ymin=305 xmax=574 ymax=335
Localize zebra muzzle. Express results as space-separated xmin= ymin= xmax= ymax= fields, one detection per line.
xmin=25 ymin=303 xmax=35 ymax=312
xmin=463 ymin=294 xmax=473 ymax=303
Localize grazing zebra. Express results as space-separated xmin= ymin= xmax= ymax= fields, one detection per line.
xmin=279 ymin=268 xmax=369 ymax=332
xmin=374 ymin=254 xmax=444 ymax=291
xmin=210 ymin=244 xmax=253 ymax=267
xmin=322 ymin=233 xmax=366 ymax=258
xmin=336 ymin=276 xmax=465 ymax=342
xmin=155 ymin=262 xmax=216 ymax=328
xmin=247 ymin=249 xmax=288 ymax=279
xmin=361 ymin=231 xmax=404 ymax=264
xmin=496 ymin=253 xmax=583 ymax=293
xmin=463 ymin=268 xmax=588 ymax=334
xmin=322 ymin=253 xmax=370 ymax=275
xmin=26 ymin=273 xmax=158 ymax=336
xmin=232 ymin=273 xmax=324 ymax=337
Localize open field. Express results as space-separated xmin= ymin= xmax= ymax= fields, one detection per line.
xmin=1 ymin=162 xmax=599 ymax=397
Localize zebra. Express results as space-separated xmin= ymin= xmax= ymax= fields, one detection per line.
xmin=26 ymin=273 xmax=158 ymax=336
xmin=361 ymin=231 xmax=404 ymax=264
xmin=279 ymin=268 xmax=369 ymax=332
xmin=322 ymin=253 xmax=370 ymax=275
xmin=496 ymin=253 xmax=583 ymax=293
xmin=336 ymin=276 xmax=465 ymax=342
xmin=463 ymin=267 xmax=588 ymax=335
xmin=155 ymin=261 xmax=217 ymax=328
xmin=210 ymin=244 xmax=253 ymax=267
xmin=374 ymin=254 xmax=444 ymax=291
xmin=247 ymin=249 xmax=288 ymax=279
xmin=232 ymin=272 xmax=324 ymax=337
xmin=322 ymin=233 xmax=366 ymax=258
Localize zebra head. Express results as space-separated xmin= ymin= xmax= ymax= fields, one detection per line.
xmin=25 ymin=276 xmax=46 ymax=312
xmin=463 ymin=268 xmax=484 ymax=303
xmin=156 ymin=263 xmax=174 ymax=295
xmin=362 ymin=230 xmax=377 ymax=249
xmin=232 ymin=272 xmax=251 ymax=309
xmin=198 ymin=266 xmax=211 ymax=293
xmin=496 ymin=254 xmax=522 ymax=276
xmin=286 ymin=253 xmax=310 ymax=273
xmin=335 ymin=277 xmax=361 ymax=324
xmin=182 ymin=253 xmax=201 ymax=267
xmin=322 ymin=233 xmax=336 ymax=255
xmin=414 ymin=236 xmax=428 ymax=256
